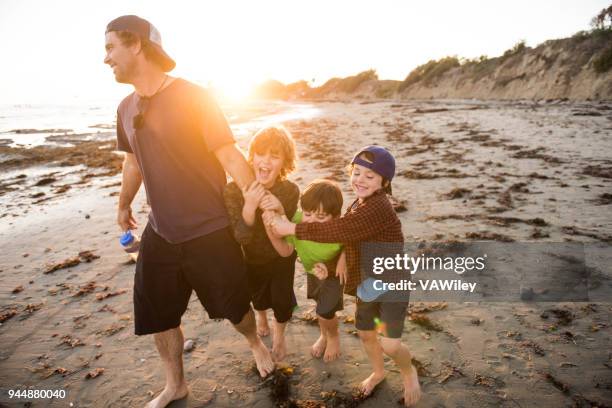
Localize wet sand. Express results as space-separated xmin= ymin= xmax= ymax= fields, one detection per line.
xmin=1 ymin=99 xmax=611 ymax=407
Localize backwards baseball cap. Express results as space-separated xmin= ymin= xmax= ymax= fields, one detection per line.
xmin=351 ymin=145 xmax=396 ymax=181
xmin=106 ymin=15 xmax=175 ymax=72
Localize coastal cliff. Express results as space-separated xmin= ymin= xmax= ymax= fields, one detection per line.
xmin=256 ymin=30 xmax=612 ymax=101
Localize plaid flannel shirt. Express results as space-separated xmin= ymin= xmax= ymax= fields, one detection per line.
xmin=295 ymin=189 xmax=404 ymax=295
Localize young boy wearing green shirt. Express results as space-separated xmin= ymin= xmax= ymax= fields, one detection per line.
xmin=263 ymin=179 xmax=346 ymax=362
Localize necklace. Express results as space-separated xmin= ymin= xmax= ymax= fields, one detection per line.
xmin=133 ymin=75 xmax=169 ymax=130
xmin=142 ymin=75 xmax=169 ymax=99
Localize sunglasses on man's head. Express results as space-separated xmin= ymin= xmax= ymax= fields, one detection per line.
xmin=133 ymin=96 xmax=151 ymax=130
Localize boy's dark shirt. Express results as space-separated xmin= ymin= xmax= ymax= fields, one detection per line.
xmin=224 ymin=179 xmax=299 ymax=265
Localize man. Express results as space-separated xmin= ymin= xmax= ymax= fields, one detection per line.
xmin=104 ymin=15 xmax=274 ymax=408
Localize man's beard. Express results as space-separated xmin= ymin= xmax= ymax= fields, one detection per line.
xmin=113 ymin=64 xmax=135 ymax=84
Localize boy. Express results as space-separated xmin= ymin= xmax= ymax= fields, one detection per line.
xmin=224 ymin=126 xmax=299 ymax=362
xmin=264 ymin=179 xmax=346 ymax=362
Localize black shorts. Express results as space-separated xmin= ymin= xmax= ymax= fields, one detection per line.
xmin=247 ymin=253 xmax=297 ymax=323
xmin=307 ymin=273 xmax=343 ymax=320
xmin=355 ymin=299 xmax=408 ymax=339
xmin=134 ymin=224 xmax=251 ymax=335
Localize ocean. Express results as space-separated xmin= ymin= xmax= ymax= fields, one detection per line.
xmin=0 ymin=99 xmax=321 ymax=148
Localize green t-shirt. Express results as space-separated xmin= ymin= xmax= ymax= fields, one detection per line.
xmin=284 ymin=211 xmax=342 ymax=274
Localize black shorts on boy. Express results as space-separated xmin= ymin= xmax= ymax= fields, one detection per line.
xmin=307 ymin=273 xmax=344 ymax=319
xmin=133 ymin=223 xmax=251 ymax=335
xmin=355 ymin=299 xmax=408 ymax=339
xmin=247 ymin=252 xmax=297 ymax=323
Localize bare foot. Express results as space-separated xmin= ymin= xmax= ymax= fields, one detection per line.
xmin=401 ymin=364 xmax=422 ymax=407
xmin=145 ymin=382 xmax=189 ymax=408
xmin=256 ymin=312 xmax=270 ymax=337
xmin=323 ymin=335 xmax=341 ymax=362
xmin=358 ymin=371 xmax=385 ymax=397
xmin=272 ymin=331 xmax=287 ymax=362
xmin=310 ymin=335 xmax=326 ymax=358
xmin=251 ymin=339 xmax=275 ymax=377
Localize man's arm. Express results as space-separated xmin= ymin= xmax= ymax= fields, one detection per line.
xmin=117 ymin=153 xmax=142 ymax=231
xmin=223 ymin=182 xmax=256 ymax=245
xmin=214 ymin=144 xmax=254 ymax=190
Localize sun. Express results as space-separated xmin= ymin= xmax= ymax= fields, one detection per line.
xmin=210 ymin=78 xmax=256 ymax=102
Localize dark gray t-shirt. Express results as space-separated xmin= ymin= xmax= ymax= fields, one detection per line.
xmin=116 ymin=78 xmax=234 ymax=243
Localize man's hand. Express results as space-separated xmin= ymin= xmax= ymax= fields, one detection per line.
xmin=313 ymin=263 xmax=328 ymax=280
xmin=259 ymin=192 xmax=284 ymax=214
xmin=117 ymin=206 xmax=137 ymax=231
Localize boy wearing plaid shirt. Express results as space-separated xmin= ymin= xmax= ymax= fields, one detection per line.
xmin=271 ymin=146 xmax=421 ymax=407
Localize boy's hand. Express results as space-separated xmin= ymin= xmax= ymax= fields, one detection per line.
xmin=270 ymin=215 xmax=295 ymax=236
xmin=313 ymin=263 xmax=328 ymax=280
xmin=242 ymin=181 xmax=266 ymax=211
xmin=262 ymin=211 xmax=282 ymax=237
xmin=336 ymin=251 xmax=347 ymax=285
xmin=262 ymin=210 xmax=276 ymax=227
xmin=259 ymin=192 xmax=284 ymax=214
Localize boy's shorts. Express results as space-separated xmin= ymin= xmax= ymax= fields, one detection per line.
xmin=133 ymin=224 xmax=251 ymax=335
xmin=307 ymin=273 xmax=344 ymax=319
xmin=355 ymin=298 xmax=408 ymax=339
xmin=246 ymin=253 xmax=297 ymax=323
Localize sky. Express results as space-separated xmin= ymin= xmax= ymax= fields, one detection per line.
xmin=0 ymin=0 xmax=609 ymax=104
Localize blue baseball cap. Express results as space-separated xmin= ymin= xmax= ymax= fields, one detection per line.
xmin=351 ymin=145 xmax=396 ymax=181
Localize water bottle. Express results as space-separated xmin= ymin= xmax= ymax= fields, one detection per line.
xmin=120 ymin=230 xmax=140 ymax=262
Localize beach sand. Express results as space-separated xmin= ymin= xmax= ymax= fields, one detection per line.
xmin=1 ymin=99 xmax=611 ymax=407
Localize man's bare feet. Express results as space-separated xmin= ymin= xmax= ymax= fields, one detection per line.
xmin=256 ymin=311 xmax=270 ymax=337
xmin=145 ymin=382 xmax=189 ymax=408
xmin=272 ymin=332 xmax=287 ymax=362
xmin=323 ymin=335 xmax=341 ymax=362
xmin=357 ymin=371 xmax=385 ymax=397
xmin=251 ymin=339 xmax=275 ymax=377
xmin=310 ymin=335 xmax=326 ymax=358
xmin=401 ymin=364 xmax=422 ymax=406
